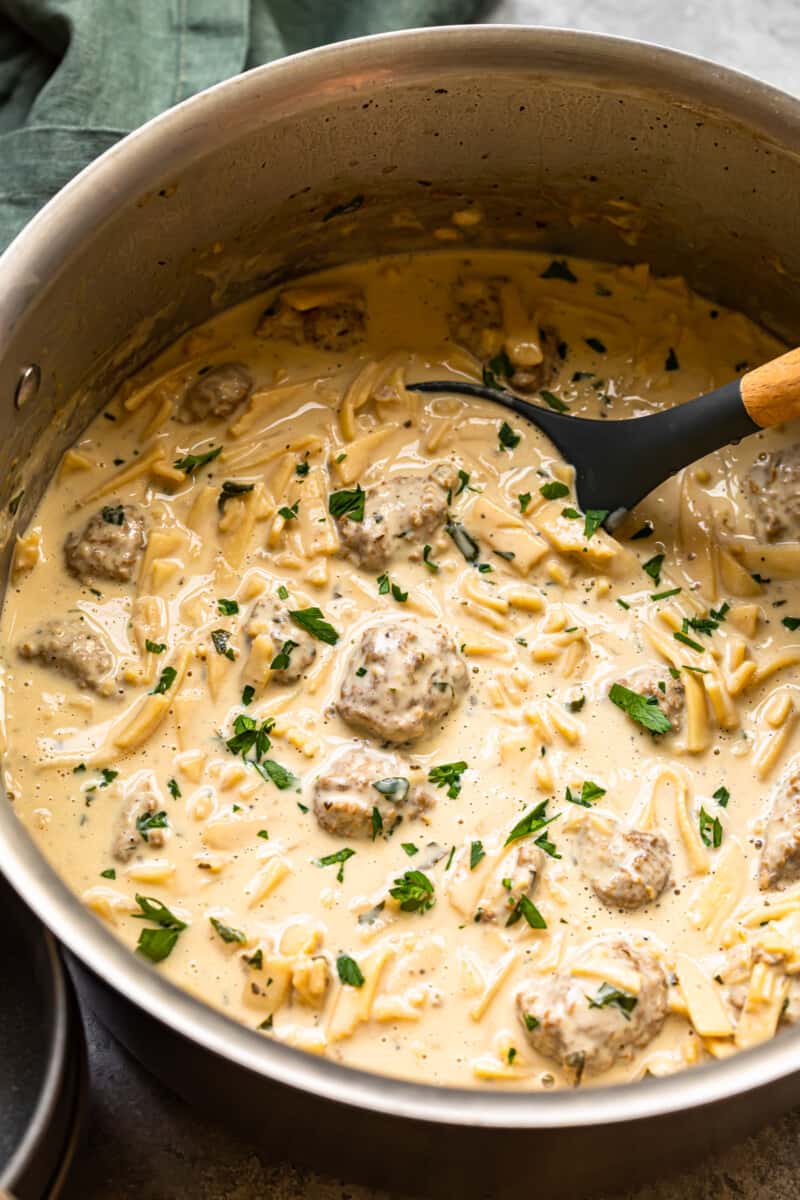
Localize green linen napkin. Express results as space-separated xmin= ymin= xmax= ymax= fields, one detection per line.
xmin=0 ymin=0 xmax=484 ymax=249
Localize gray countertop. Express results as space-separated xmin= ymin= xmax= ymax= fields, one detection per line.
xmin=62 ymin=3 xmax=800 ymax=1197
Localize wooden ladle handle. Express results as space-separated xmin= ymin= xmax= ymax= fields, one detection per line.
xmin=741 ymin=346 xmax=800 ymax=428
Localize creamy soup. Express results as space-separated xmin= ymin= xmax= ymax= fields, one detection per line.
xmin=5 ymin=247 xmax=800 ymax=1091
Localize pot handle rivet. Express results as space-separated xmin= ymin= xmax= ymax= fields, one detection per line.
xmin=14 ymin=364 xmax=41 ymax=410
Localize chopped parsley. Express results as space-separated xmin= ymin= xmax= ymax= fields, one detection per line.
xmin=174 ymin=446 xmax=222 ymax=474
xmin=584 ymin=509 xmax=608 ymax=539
xmin=631 ymin=522 xmax=654 ymax=540
xmin=389 ymin=869 xmax=435 ymax=914
xmin=642 ymin=554 xmax=664 ymax=584
xmin=145 ymin=639 xmax=166 ymax=654
xmin=217 ymin=598 xmax=239 ymax=616
xmin=100 ymin=868 xmax=116 ymax=880
xmin=270 ymin=639 xmax=298 ymax=671
xmin=540 ymin=389 xmax=568 ymax=412
xmin=483 ymin=349 xmax=512 ymax=389
xmin=674 ymin=630 xmax=704 ymax=653
xmin=540 ymin=259 xmax=577 ymax=283
xmin=278 ymin=502 xmax=299 ymax=521
xmin=254 ymin=759 xmax=298 ymax=791
xmin=568 ymin=695 xmax=586 ymax=713
xmin=101 ymin=504 xmax=125 ymax=525
xmin=371 ymin=806 xmax=383 ymax=841
xmin=136 ymin=810 xmax=168 ymax=841
xmin=713 ymin=786 xmax=730 ymax=808
xmin=211 ymin=629 xmax=235 ymax=660
xmin=505 ymin=800 xmax=559 ymax=847
xmin=210 ymin=916 xmax=246 ymax=944
xmin=469 ymin=840 xmax=486 ymax=870
xmin=225 ymin=713 xmax=275 ymax=760
xmin=446 ymin=521 xmax=479 ymax=563
xmin=587 ymin=982 xmax=638 ymax=1019
xmin=665 ymin=347 xmax=680 ymax=371
xmin=519 ymin=492 xmax=532 ymax=513
xmin=498 ymin=421 xmax=521 ymax=451
xmin=699 ymin=806 xmax=723 ymax=848
xmin=328 ymin=484 xmax=365 ymax=521
xmin=151 ymin=666 xmax=177 ymax=695
xmin=241 ymin=684 xmax=255 ymax=706
xmin=428 ymin=760 xmax=468 ymax=799
xmin=377 ymin=573 xmax=408 ymax=603
xmin=373 ymin=777 xmax=410 ymax=802
xmin=540 ymin=481 xmax=569 ymax=501
xmin=522 ymin=1012 xmax=540 ymax=1031
xmin=318 ymin=847 xmax=356 ymax=882
xmin=506 ymin=894 xmax=547 ymax=930
xmin=337 ymin=953 xmax=365 ymax=987
xmin=782 ymin=616 xmax=800 ymax=632
xmin=566 ymin=780 xmax=606 ymax=808
xmin=295 ymin=461 xmax=310 ymax=478
xmin=651 ymin=588 xmax=681 ymax=601
xmin=277 ymin=585 xmax=289 ymax=600
xmin=585 ymin=337 xmax=607 ymax=354
xmin=167 ymin=778 xmax=181 ymax=800
xmin=289 ymin=606 xmax=339 ymax=644
xmin=218 ymin=480 xmax=254 ymax=511
xmin=132 ymin=894 xmax=186 ymax=963
xmin=422 ymin=544 xmax=439 ymax=573
xmin=609 ymin=682 xmax=672 ymax=734
xmin=402 ymin=843 xmax=418 ymax=857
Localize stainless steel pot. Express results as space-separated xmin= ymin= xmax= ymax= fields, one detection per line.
xmin=2 ymin=26 xmax=800 ymax=1198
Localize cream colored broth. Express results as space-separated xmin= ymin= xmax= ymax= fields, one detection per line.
xmin=4 ymin=248 xmax=800 ymax=1090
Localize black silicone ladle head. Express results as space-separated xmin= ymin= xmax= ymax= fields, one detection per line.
xmin=407 ymin=346 xmax=800 ymax=530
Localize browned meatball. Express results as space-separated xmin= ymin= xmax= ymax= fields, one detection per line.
xmin=18 ymin=615 xmax=114 ymax=694
xmin=112 ymin=774 xmax=167 ymax=862
xmin=760 ymin=763 xmax=800 ymax=890
xmin=336 ymin=620 xmax=469 ymax=744
xmin=245 ymin=596 xmax=316 ymax=684
xmin=64 ymin=504 xmax=147 ymax=584
xmin=474 ymin=840 xmax=543 ymax=924
xmin=745 ymin=443 xmax=800 ymax=542
xmin=256 ymin=291 xmax=365 ymax=352
xmin=313 ymin=744 xmax=432 ymax=839
xmin=578 ymin=818 xmax=671 ymax=910
xmin=517 ymin=941 xmax=668 ymax=1081
xmin=448 ymin=274 xmax=560 ymax=393
xmin=616 ymin=668 xmax=685 ymax=732
xmin=336 ymin=466 xmax=455 ymax=572
xmin=177 ymin=363 xmax=252 ymax=423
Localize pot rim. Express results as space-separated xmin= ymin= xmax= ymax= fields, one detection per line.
xmin=3 ymin=24 xmax=800 ymax=1130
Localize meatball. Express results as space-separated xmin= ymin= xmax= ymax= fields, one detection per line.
xmin=475 ymin=840 xmax=543 ymax=924
xmin=313 ymin=744 xmax=432 ymax=839
xmin=616 ymin=668 xmax=685 ymax=732
xmin=744 ymin=444 xmax=800 ymax=542
xmin=112 ymin=774 xmax=166 ymax=862
xmin=448 ymin=274 xmax=560 ymax=394
xmin=336 ymin=466 xmax=455 ymax=572
xmin=18 ymin=614 xmax=114 ymax=694
xmin=760 ymin=763 xmax=800 ymax=890
xmin=336 ymin=620 xmax=469 ymax=744
xmin=177 ymin=363 xmax=252 ymax=423
xmin=578 ymin=817 xmax=671 ymax=910
xmin=517 ymin=941 xmax=668 ymax=1081
xmin=256 ymin=290 xmax=365 ymax=351
xmin=245 ymin=596 xmax=317 ymax=684
xmin=64 ymin=503 xmax=147 ymax=584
